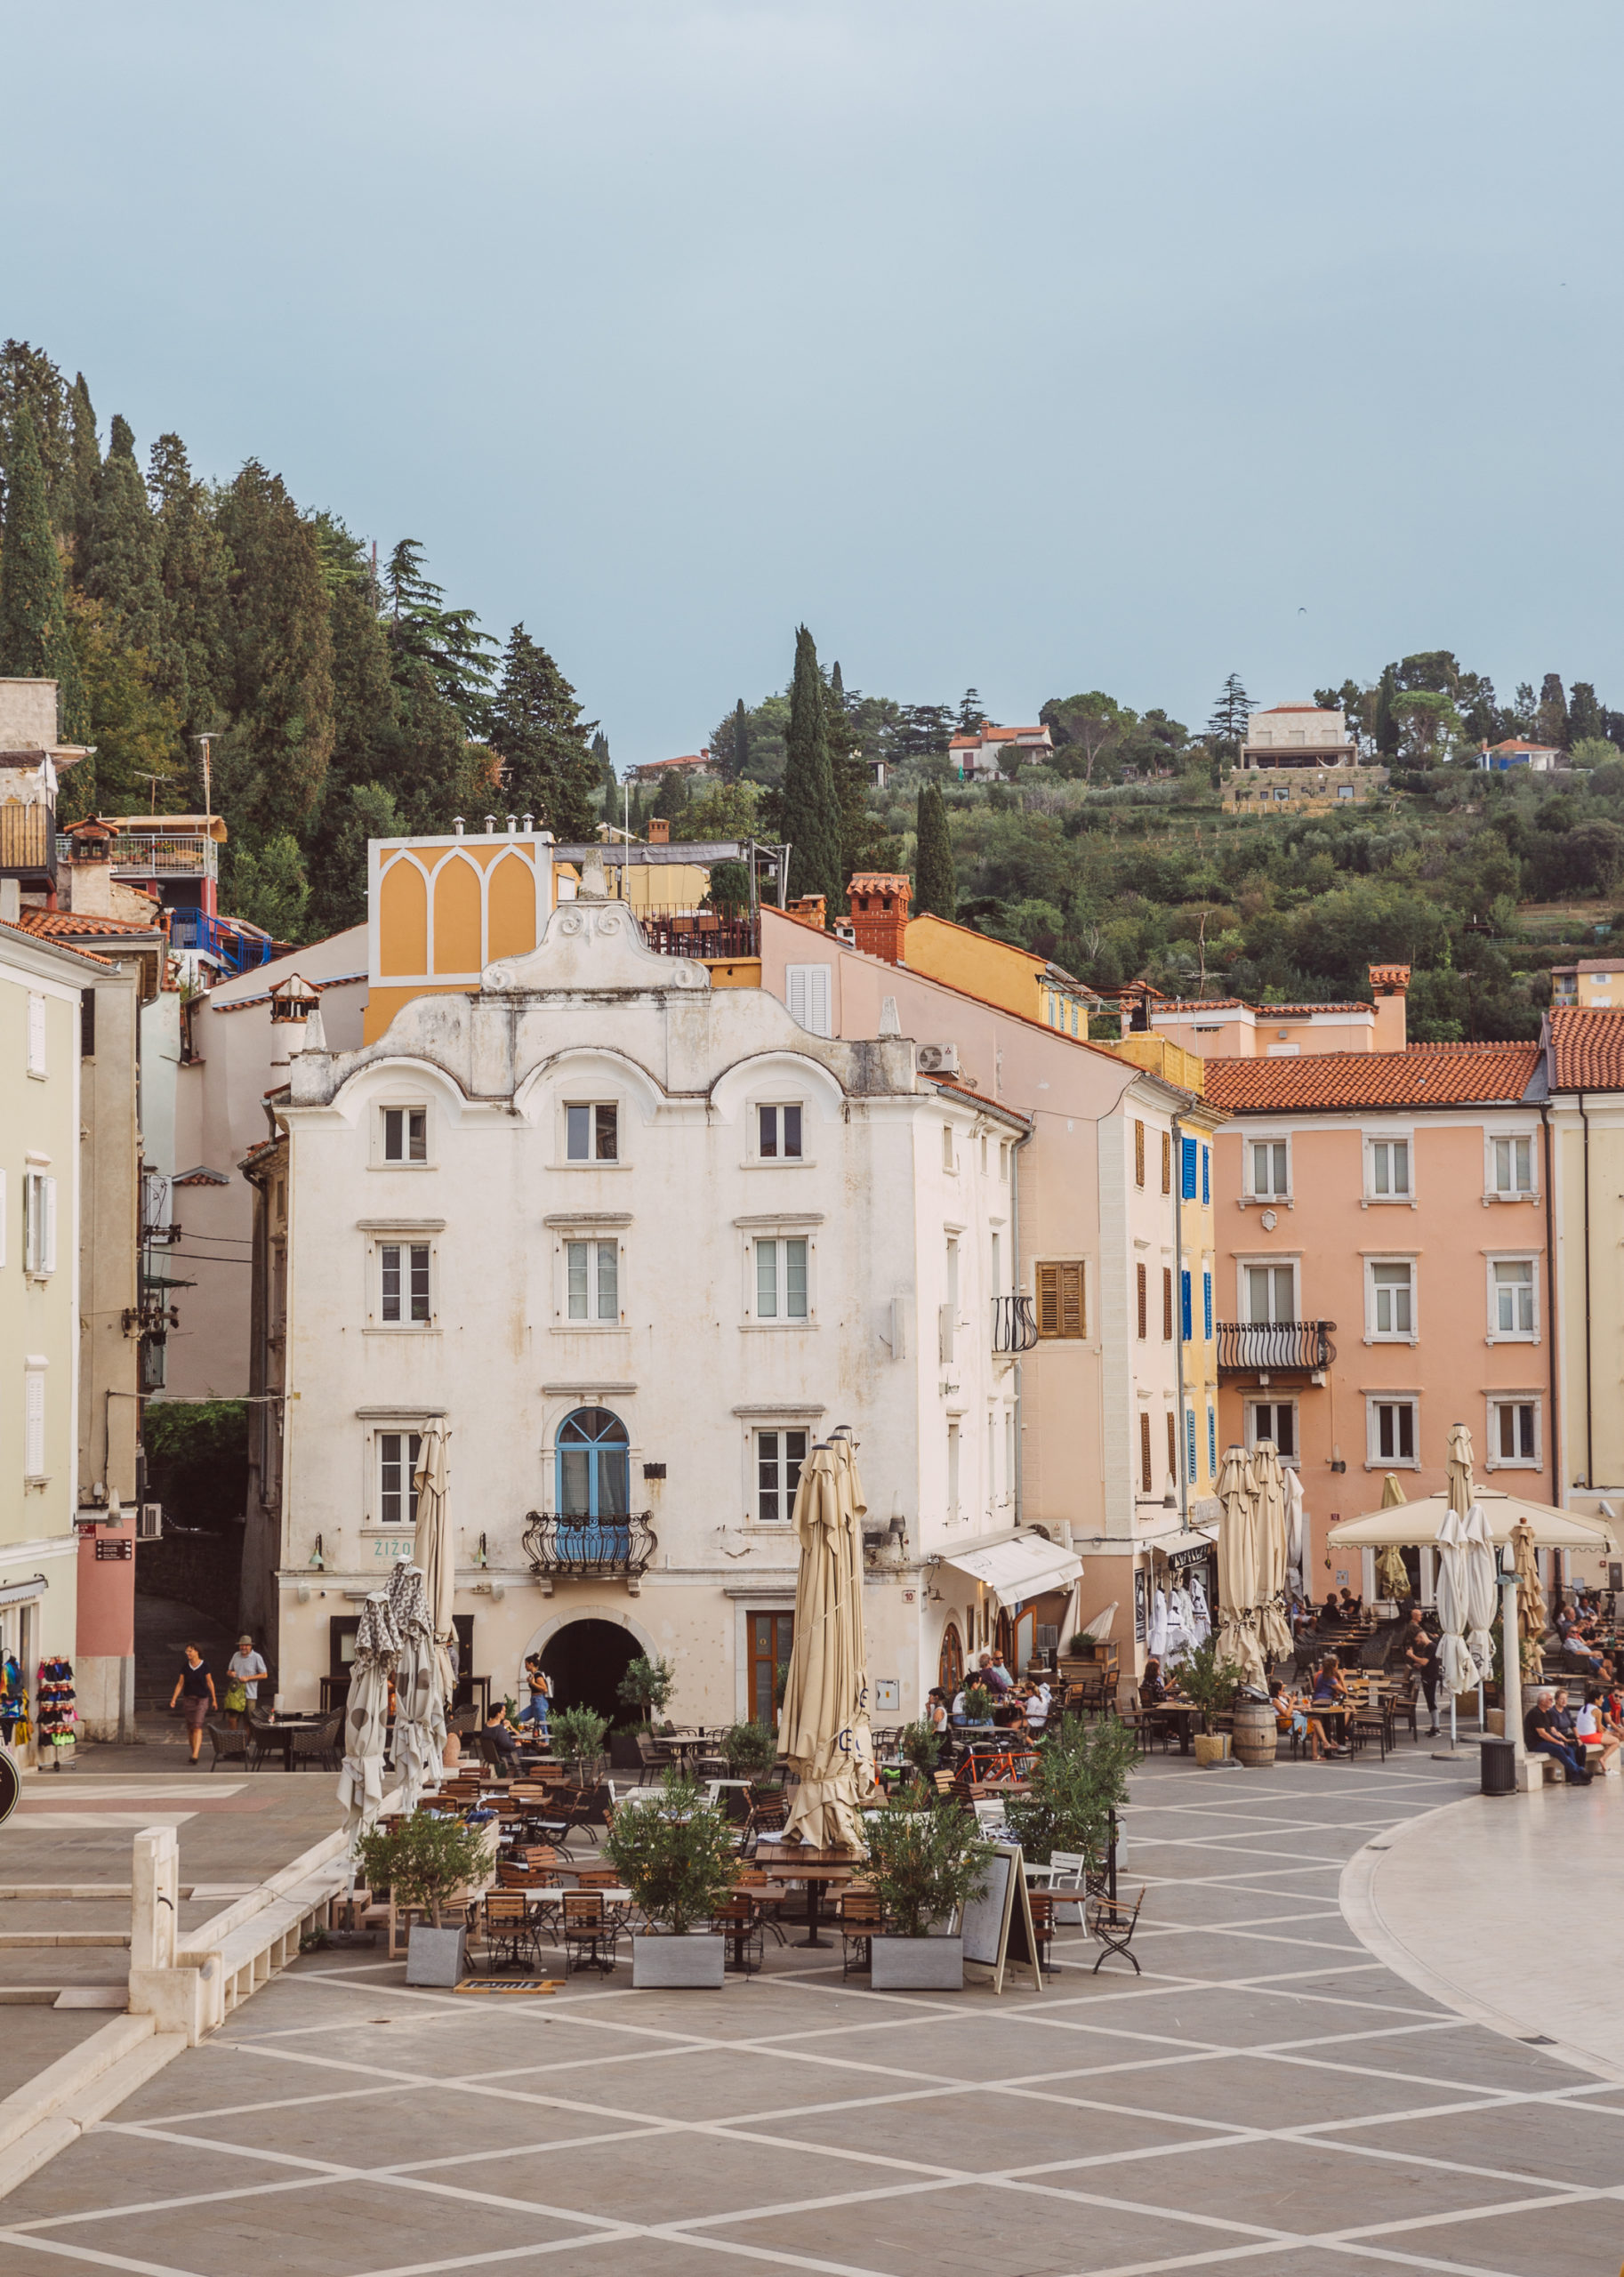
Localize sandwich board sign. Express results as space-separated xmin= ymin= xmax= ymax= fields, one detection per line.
xmin=960 ymin=1840 xmax=1043 ymax=1994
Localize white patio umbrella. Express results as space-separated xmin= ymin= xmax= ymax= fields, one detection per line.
xmin=1252 ymin=1441 xmax=1294 ymax=1666
xmin=387 ymin=1561 xmax=446 ymax=1813
xmin=780 ymin=1437 xmax=872 ymax=1851
xmin=1283 ymin=1466 xmax=1306 ymax=1605
xmin=1214 ymin=1444 xmax=1266 ymax=1690
xmin=338 ymin=1588 xmax=399 ymax=1879
xmin=414 ymin=1426 xmax=458 ymax=1726
xmin=1462 ymin=1504 xmax=1499 ymax=1684
xmin=1433 ymin=1426 xmax=1481 ymax=1710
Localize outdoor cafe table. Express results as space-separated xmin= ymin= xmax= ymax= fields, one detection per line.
xmin=248 ymin=1713 xmax=327 ymax=1773
xmin=753 ymin=1840 xmax=861 ymax=1949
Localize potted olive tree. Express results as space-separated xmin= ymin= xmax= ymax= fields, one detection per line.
xmin=898 ymin=1718 xmax=942 ymax=1780
xmin=721 ymin=1720 xmax=776 ymax=1779
xmin=962 ymin=1683 xmax=994 ymax=1726
xmin=1003 ymin=1712 xmax=1137 ymax=1874
xmin=357 ymin=1814 xmax=488 ymax=1985
xmin=612 ymin=1656 xmax=676 ymax=1767
xmin=552 ymin=1704 xmax=610 ymax=1788
xmin=1175 ymin=1640 xmax=1240 ymax=1766
xmin=863 ymin=1798 xmax=994 ymax=1990
xmin=604 ymin=1772 xmax=738 ymax=1988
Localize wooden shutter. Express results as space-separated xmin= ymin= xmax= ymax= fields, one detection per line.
xmin=1162 ymin=1267 xmax=1172 ymax=1340
xmin=1166 ymin=1411 xmax=1178 ymax=1485
xmin=1036 ymin=1262 xmax=1084 ymax=1339
xmin=1161 ymin=1130 xmax=1171 ymax=1194
xmin=1136 ymin=1263 xmax=1147 ymax=1339
xmin=1134 ymin=1120 xmax=1146 ymax=1187
xmin=1139 ymin=1410 xmax=1152 ymax=1493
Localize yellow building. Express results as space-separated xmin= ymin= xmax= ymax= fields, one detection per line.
xmin=896 ymin=912 xmax=1097 ymax=1035
xmin=366 ymin=826 xmax=557 ymax=1042
xmin=1 ymin=921 xmax=91 ymax=1758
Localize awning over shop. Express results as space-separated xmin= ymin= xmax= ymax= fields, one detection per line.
xmin=938 ymin=1532 xmax=1082 ymax=1608
xmin=1327 ymin=1492 xmax=1615 ymax=1553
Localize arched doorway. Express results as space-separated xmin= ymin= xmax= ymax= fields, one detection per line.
xmin=539 ymin=1617 xmax=640 ymax=1728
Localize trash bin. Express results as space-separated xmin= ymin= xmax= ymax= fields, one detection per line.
xmin=1480 ymin=1735 xmax=1516 ymax=1796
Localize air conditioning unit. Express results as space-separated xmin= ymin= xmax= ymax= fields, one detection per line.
xmin=916 ymin=1042 xmax=960 ymax=1075
xmin=136 ymin=1503 xmax=163 ymax=1541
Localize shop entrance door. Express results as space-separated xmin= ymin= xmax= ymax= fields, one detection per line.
xmin=747 ymin=1612 xmax=794 ymax=1727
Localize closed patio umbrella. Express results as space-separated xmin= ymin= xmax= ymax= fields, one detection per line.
xmin=1376 ymin=1475 xmax=1411 ymax=1601
xmin=338 ymin=1588 xmax=399 ymax=1878
xmin=780 ymin=1437 xmax=872 ymax=1852
xmin=413 ymin=1426 xmax=458 ymax=1727
xmin=1214 ymin=1444 xmax=1266 ymax=1691
xmin=387 ymin=1561 xmax=446 ymax=1813
xmin=1251 ymin=1441 xmax=1293 ymax=1666
xmin=1434 ymin=1426 xmax=1481 ymax=1707
xmin=1462 ymin=1505 xmax=1499 ymax=1684
xmin=1510 ymin=1517 xmax=1548 ymax=1653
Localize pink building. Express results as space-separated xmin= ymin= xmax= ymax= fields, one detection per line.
xmin=1141 ymin=964 xmax=1411 ymax=1060
xmin=1203 ymin=1038 xmax=1551 ymax=1602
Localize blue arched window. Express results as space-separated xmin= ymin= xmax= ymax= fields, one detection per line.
xmin=556 ymin=1407 xmax=631 ymax=1531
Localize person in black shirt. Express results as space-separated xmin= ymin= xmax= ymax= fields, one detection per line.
xmin=1402 ymin=1611 xmax=1442 ymax=1736
xmin=1524 ymin=1688 xmax=1591 ymax=1782
xmin=168 ymin=1645 xmax=218 ymax=1765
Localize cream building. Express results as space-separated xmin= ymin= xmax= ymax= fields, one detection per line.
xmin=244 ymin=893 xmax=1056 ymax=1727
xmin=0 ymin=922 xmax=90 ymax=1760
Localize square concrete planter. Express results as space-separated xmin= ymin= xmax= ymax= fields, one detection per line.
xmin=631 ymin=1933 xmax=727 ymax=1989
xmin=870 ymin=1935 xmax=964 ymax=1991
xmin=406 ymin=1925 xmax=467 ymax=1985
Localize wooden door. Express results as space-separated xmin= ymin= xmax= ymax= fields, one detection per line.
xmin=747 ymin=1612 xmax=794 ymax=1726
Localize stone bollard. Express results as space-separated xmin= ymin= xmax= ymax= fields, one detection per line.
xmin=128 ymin=1825 xmax=211 ymax=2043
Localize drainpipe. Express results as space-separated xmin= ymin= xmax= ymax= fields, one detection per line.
xmin=1539 ymin=1098 xmax=1560 ymax=1509
xmin=1011 ymin=1122 xmax=1033 ymax=1528
xmin=1580 ymin=1091 xmax=1594 ymax=1492
xmin=1171 ymin=1114 xmax=1189 ymax=1532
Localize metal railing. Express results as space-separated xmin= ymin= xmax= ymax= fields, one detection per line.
xmin=636 ymin=907 xmax=760 ymax=960
xmin=992 ymin=1293 xmax=1040 ymax=1353
xmin=522 ymin=1510 xmax=658 ymax=1580
xmin=90 ymin=831 xmax=220 ymax=880
xmin=169 ymin=909 xmax=277 ymax=975
xmin=1216 ymin=1321 xmax=1337 ymax=1372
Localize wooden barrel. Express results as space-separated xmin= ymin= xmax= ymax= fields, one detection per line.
xmin=1232 ymin=1699 xmax=1279 ymax=1768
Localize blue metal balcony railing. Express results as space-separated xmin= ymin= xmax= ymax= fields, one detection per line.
xmin=169 ymin=910 xmax=277 ymax=976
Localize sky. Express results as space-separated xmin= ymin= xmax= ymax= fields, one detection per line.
xmin=6 ymin=2 xmax=1622 ymax=766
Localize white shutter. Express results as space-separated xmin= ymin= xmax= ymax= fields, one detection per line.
xmin=28 ymin=992 xmax=47 ymax=1075
xmin=787 ymin=966 xmax=808 ymax=1028
xmin=785 ymin=963 xmax=832 ymax=1038
xmin=24 ymin=1368 xmax=45 ymax=1478
xmin=42 ymin=1176 xmax=56 ymax=1275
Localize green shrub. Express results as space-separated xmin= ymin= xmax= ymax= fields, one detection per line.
xmin=1002 ymin=1714 xmax=1137 ymax=1868
xmin=603 ymin=1774 xmax=738 ymax=1935
xmin=1175 ymin=1637 xmax=1242 ymax=1734
xmin=898 ymin=1718 xmax=941 ymax=1774
xmin=355 ymin=1814 xmax=486 ymax=1929
xmin=616 ymin=1655 xmax=676 ymax=1720
xmin=552 ymin=1705 xmax=610 ymax=1780
xmin=864 ymin=1802 xmax=993 ymax=1940
xmin=721 ymin=1720 xmax=776 ymax=1776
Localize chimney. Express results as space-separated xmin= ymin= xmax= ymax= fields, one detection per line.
xmin=63 ymin=818 xmax=117 ymax=917
xmin=268 ymin=972 xmax=320 ymax=1069
xmin=647 ymin=817 xmax=671 ymax=845
xmin=1367 ymin=963 xmax=1409 ymax=1053
xmin=788 ymin=893 xmax=827 ymax=930
xmin=847 ymin=872 xmax=912 ymax=966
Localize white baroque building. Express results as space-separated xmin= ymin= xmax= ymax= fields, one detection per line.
xmin=246 ymin=896 xmax=1067 ymax=1728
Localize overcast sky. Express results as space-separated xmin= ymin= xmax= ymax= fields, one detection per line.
xmin=8 ymin=2 xmax=1620 ymax=763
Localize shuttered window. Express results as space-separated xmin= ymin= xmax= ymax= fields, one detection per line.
xmin=1035 ymin=1262 xmax=1085 ymax=1339
xmin=1186 ymin=1407 xmax=1198 ymax=1485
xmin=1136 ymin=1263 xmax=1147 ymax=1339
xmin=1139 ymin=1410 xmax=1153 ymax=1493
xmin=1181 ymin=1136 xmax=1198 ymax=1200
xmin=1180 ymin=1269 xmax=1193 ymax=1341
xmin=785 ymin=963 xmax=832 ymax=1038
xmin=23 ymin=1172 xmax=56 ymax=1275
xmin=1162 ymin=1267 xmax=1173 ymax=1340
xmin=1166 ymin=1410 xmax=1178 ymax=1486
xmin=28 ymin=992 xmax=47 ymax=1076
xmin=1161 ymin=1130 xmax=1171 ymax=1194
xmin=1134 ymin=1120 xmax=1145 ymax=1187
xmin=24 ymin=1364 xmax=46 ymax=1478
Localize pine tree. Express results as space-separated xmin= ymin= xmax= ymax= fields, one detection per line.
xmin=1569 ymin=682 xmax=1604 ymax=746
xmin=64 ymin=374 xmax=100 ymax=573
xmin=1205 ymin=672 xmax=1253 ymax=760
xmin=1373 ymin=664 xmax=1399 ymax=756
xmin=86 ymin=414 xmax=165 ymax=652
xmin=0 ymin=406 xmax=82 ymax=735
xmin=591 ymin=729 xmax=616 ymax=808
xmin=0 ymin=341 xmax=70 ymax=518
xmin=148 ymin=432 xmax=231 ymax=787
xmin=488 ymin=624 xmax=599 ymax=842
xmin=212 ymin=462 xmax=335 ymax=837
xmin=957 ymin=687 xmax=983 ymax=731
xmin=382 ymin=539 xmax=496 ymax=736
xmin=913 ymin=783 xmax=955 ymax=920
xmin=1537 ymin=672 xmax=1570 ymax=749
xmin=780 ymin=624 xmax=842 ymax=914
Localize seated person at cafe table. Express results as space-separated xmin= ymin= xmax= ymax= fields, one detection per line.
xmin=1271 ymin=1675 xmax=1334 ymax=1760
xmin=1140 ymin=1656 xmax=1168 ymax=1705
xmin=978 ymin=1651 xmax=1014 ymax=1694
xmin=482 ymin=1703 xmax=528 ymax=1772
xmin=1524 ymin=1688 xmax=1593 ymax=1782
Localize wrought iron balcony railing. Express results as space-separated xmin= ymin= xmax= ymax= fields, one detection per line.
xmin=992 ymin=1293 xmax=1041 ymax=1354
xmin=522 ymin=1510 xmax=658 ymax=1580
xmin=1217 ymin=1321 xmax=1337 ymax=1373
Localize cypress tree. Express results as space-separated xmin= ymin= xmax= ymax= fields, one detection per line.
xmin=591 ymin=728 xmax=616 ymax=807
xmin=1373 ymin=664 xmax=1399 ymax=755
xmin=732 ymin=697 xmax=750 ymax=781
xmin=149 ymin=432 xmax=231 ymax=783
xmin=780 ymin=624 xmax=842 ymax=914
xmin=488 ymin=624 xmax=599 ymax=842
xmin=212 ymin=461 xmax=334 ymax=837
xmin=64 ymin=374 xmax=100 ymax=574
xmin=913 ymin=783 xmax=955 ymax=920
xmin=0 ymin=406 xmax=82 ymax=735
xmin=87 ymin=414 xmax=165 ymax=652
xmin=1569 ymin=682 xmax=1604 ymax=746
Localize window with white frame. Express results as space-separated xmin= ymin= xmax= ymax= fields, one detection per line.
xmin=1248 ymin=1138 xmax=1290 ymax=1200
xmin=785 ymin=963 xmax=832 ymax=1038
xmin=27 ymin=993 xmax=46 ymax=1077
xmin=22 ymin=1170 xmax=56 ymax=1276
xmin=380 ymin=1106 xmax=428 ymax=1163
xmin=1488 ymin=1398 xmax=1539 ymax=1467
xmin=754 ymin=1235 xmax=809 ymax=1321
xmin=755 ymin=1428 xmax=808 ymax=1522
xmin=1366 ymin=1136 xmax=1412 ymax=1199
xmin=1368 ymin=1397 xmax=1418 ymax=1465
xmin=566 ymin=1102 xmax=619 ymax=1162
xmin=374 ymin=1240 xmax=432 ymax=1326
xmin=758 ymin=1104 xmax=803 ymax=1160
xmin=1491 ymin=1133 xmax=1536 ymax=1197
xmin=946 ymin=1418 xmax=961 ymax=1520
xmin=1489 ymin=1256 xmax=1537 ymax=1340
xmin=566 ymin=1238 xmax=620 ymax=1323
xmin=1243 ymin=1260 xmax=1297 ymax=1324
xmin=377 ymin=1429 xmax=422 ymax=1525
xmin=23 ymin=1360 xmax=46 ymax=1477
xmin=1246 ymin=1399 xmax=1298 ymax=1461
xmin=1367 ymin=1259 xmax=1415 ymax=1340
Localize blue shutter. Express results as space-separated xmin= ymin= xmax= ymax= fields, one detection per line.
xmin=1186 ymin=1407 xmax=1198 ymax=1485
xmin=1181 ymin=1136 xmax=1198 ymax=1199
xmin=1202 ymin=1271 xmax=1213 ymax=1340
xmin=1180 ymin=1269 xmax=1193 ymax=1340
xmin=1208 ymin=1404 xmax=1218 ymax=1477
xmin=1202 ymin=1146 xmax=1210 ymax=1204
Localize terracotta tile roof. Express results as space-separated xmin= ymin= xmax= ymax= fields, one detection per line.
xmin=0 ymin=916 xmax=112 ymax=970
xmin=1204 ymin=1042 xmax=1540 ymax=1115
xmin=1157 ymin=998 xmax=1375 ymax=1016
xmin=925 ymin=1074 xmax=1032 ymax=1130
xmin=1485 ymin=736 xmax=1562 ymax=755
xmin=13 ymin=906 xmax=162 ymax=940
xmin=1548 ymin=1008 xmax=1624 ymax=1091
xmin=1572 ymin=959 xmax=1623 ymax=974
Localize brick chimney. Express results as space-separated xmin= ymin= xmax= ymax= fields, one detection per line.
xmin=847 ymin=872 xmax=912 ymax=965
xmin=787 ymin=893 xmax=827 ymax=930
xmin=1367 ymin=963 xmax=1409 ymax=1053
xmin=647 ymin=817 xmax=671 ymax=845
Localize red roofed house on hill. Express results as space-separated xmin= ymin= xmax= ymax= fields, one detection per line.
xmin=628 ymin=748 xmax=718 ymax=787
xmin=1224 ymin=700 xmax=1387 ymax=816
xmin=949 ymin=720 xmax=1054 ymax=782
